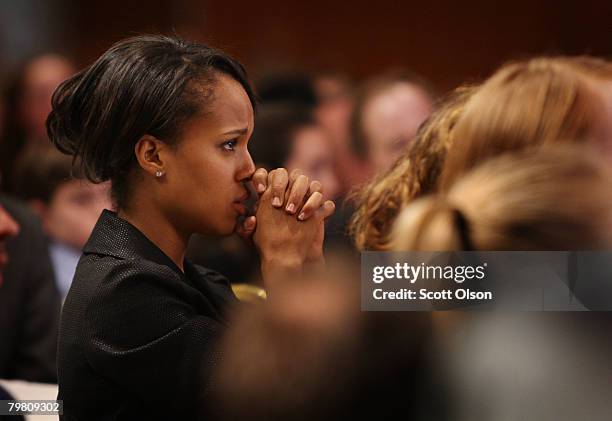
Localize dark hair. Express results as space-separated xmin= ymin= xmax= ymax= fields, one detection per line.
xmin=46 ymin=35 xmax=256 ymax=208
xmin=0 ymin=53 xmax=73 ymax=193
xmin=13 ymin=144 xmax=79 ymax=203
xmin=256 ymin=73 xmax=318 ymax=108
xmin=350 ymin=70 xmax=436 ymax=159
xmin=248 ymin=103 xmax=314 ymax=170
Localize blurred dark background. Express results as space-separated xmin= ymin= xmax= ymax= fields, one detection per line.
xmin=1 ymin=0 xmax=610 ymax=91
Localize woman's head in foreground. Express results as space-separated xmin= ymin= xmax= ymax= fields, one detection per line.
xmin=47 ymin=35 xmax=257 ymax=236
xmin=212 ymin=276 xmax=435 ymax=421
xmin=440 ymin=56 xmax=612 ymax=189
xmin=350 ymin=56 xmax=612 ymax=251
xmin=393 ymin=146 xmax=612 ymax=251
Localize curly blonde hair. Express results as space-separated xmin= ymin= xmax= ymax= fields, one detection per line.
xmin=393 ymin=146 xmax=612 ymax=251
xmin=348 ymin=85 xmax=476 ymax=251
xmin=350 ymin=56 xmax=612 ymax=251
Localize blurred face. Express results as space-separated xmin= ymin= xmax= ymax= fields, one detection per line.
xmin=314 ymin=76 xmax=354 ymax=148
xmin=0 ymin=97 xmax=4 ymax=136
xmin=162 ymin=74 xmax=255 ymax=236
xmin=0 ymin=205 xmax=20 ymax=283
xmin=362 ymin=83 xmax=432 ymax=173
xmin=593 ymin=79 xmax=612 ymax=154
xmin=19 ymin=55 xmax=74 ymax=142
xmin=44 ymin=181 xmax=111 ymax=249
xmin=286 ymin=125 xmax=341 ymax=201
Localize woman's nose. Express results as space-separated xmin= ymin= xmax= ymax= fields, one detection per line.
xmin=237 ymin=150 xmax=256 ymax=181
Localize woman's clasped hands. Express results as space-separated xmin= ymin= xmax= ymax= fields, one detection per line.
xmin=238 ymin=167 xmax=335 ymax=287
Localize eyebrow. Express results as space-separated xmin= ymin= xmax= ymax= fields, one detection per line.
xmin=221 ymin=127 xmax=249 ymax=136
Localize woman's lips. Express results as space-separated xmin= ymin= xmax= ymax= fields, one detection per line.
xmin=235 ymin=190 xmax=250 ymax=202
xmin=233 ymin=202 xmax=248 ymax=216
xmin=233 ymin=186 xmax=253 ymax=217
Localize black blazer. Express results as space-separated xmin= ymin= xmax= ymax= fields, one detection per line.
xmin=58 ymin=210 xmax=237 ymax=421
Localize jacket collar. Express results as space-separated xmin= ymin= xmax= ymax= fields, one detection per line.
xmin=83 ymin=209 xmax=185 ymax=276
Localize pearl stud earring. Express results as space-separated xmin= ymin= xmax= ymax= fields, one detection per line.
xmin=155 ymin=170 xmax=164 ymax=178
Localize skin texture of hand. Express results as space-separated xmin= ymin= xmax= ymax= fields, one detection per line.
xmin=252 ymin=171 xmax=335 ymax=288
xmin=237 ymin=168 xmax=333 ymax=253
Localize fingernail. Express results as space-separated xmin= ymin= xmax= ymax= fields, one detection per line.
xmin=286 ymin=203 xmax=295 ymax=213
xmin=298 ymin=212 xmax=306 ymax=220
xmin=257 ymin=183 xmax=265 ymax=193
xmin=272 ymin=197 xmax=282 ymax=207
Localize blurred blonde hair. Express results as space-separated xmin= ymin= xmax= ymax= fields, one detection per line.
xmin=563 ymin=55 xmax=612 ymax=79
xmin=393 ymin=146 xmax=612 ymax=251
xmin=349 ymin=85 xmax=476 ymax=251
xmin=440 ymin=57 xmax=611 ymax=190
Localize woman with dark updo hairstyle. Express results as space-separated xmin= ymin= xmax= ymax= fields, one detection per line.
xmin=49 ymin=35 xmax=334 ymax=421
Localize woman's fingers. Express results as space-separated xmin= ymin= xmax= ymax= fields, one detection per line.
xmin=262 ymin=168 xmax=327 ymax=219
xmin=268 ymin=168 xmax=289 ymax=208
xmin=243 ymin=215 xmax=256 ymax=233
xmin=252 ymin=168 xmax=269 ymax=194
xmin=289 ymin=168 xmax=303 ymax=184
xmin=283 ymin=168 xmax=304 ymax=202
xmin=236 ymin=216 xmax=256 ymax=242
xmin=308 ymin=180 xmax=322 ymax=196
xmin=298 ymin=191 xmax=323 ymax=221
xmin=286 ymin=175 xmax=309 ymax=214
xmin=314 ymin=200 xmax=336 ymax=221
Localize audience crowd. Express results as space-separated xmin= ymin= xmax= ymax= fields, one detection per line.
xmin=0 ymin=43 xmax=611 ymax=420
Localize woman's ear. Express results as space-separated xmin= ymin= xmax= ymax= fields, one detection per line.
xmin=134 ymin=135 xmax=167 ymax=177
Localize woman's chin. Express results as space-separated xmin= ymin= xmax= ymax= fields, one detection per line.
xmin=222 ymin=218 xmax=240 ymax=236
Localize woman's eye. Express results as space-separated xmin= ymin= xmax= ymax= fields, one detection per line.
xmin=221 ymin=140 xmax=238 ymax=152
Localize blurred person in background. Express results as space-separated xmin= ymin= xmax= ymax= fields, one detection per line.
xmin=0 ymin=203 xmax=19 ymax=287
xmin=250 ymin=103 xmax=351 ymax=255
xmin=0 ymin=93 xmax=4 ymax=139
xmin=253 ymin=74 xmax=345 ymax=203
xmin=0 ymin=53 xmax=74 ymax=193
xmin=250 ymin=104 xmax=340 ymax=201
xmin=350 ymin=71 xmax=435 ymax=182
xmin=0 ymin=192 xmax=60 ymax=384
xmin=439 ymin=56 xmax=612 ymax=189
xmin=391 ymin=146 xmax=612 ymax=419
xmin=393 ymin=146 xmax=612 ymax=252
xmin=349 ymin=85 xmax=475 ymax=251
xmin=350 ymin=56 xmax=612 ymax=252
xmin=0 ymin=200 xmax=21 ymax=393
xmin=256 ymin=72 xmax=318 ymax=109
xmin=313 ymin=73 xmax=356 ymax=195
xmin=12 ymin=145 xmax=111 ymax=300
xmin=211 ymin=274 xmax=444 ymax=421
